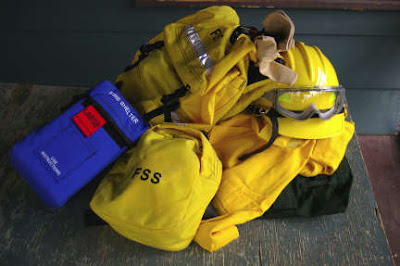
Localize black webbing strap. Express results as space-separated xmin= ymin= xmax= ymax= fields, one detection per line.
xmin=143 ymin=85 xmax=190 ymax=122
xmin=123 ymin=41 xmax=165 ymax=73
xmin=239 ymin=109 xmax=279 ymax=161
xmin=83 ymin=97 xmax=133 ymax=149
xmin=238 ymin=105 xmax=345 ymax=161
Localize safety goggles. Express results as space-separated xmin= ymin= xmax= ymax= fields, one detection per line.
xmin=263 ymin=86 xmax=345 ymax=121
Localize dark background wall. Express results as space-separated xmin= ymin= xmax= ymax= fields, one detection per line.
xmin=1 ymin=0 xmax=399 ymax=134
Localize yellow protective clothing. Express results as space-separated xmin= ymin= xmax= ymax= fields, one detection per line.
xmin=93 ymin=5 xmax=355 ymax=253
xmin=90 ymin=124 xmax=222 ymax=251
xmin=194 ymin=114 xmax=355 ymax=251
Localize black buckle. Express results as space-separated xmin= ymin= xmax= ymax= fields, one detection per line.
xmin=160 ymin=85 xmax=190 ymax=122
xmin=230 ymin=26 xmax=261 ymax=44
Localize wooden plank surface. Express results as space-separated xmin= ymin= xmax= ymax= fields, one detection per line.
xmin=358 ymin=135 xmax=400 ymax=261
xmin=0 ymin=82 xmax=394 ymax=265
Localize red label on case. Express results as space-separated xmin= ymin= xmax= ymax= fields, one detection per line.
xmin=73 ymin=105 xmax=106 ymax=137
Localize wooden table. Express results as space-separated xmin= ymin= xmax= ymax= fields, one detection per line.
xmin=0 ymin=83 xmax=394 ymax=265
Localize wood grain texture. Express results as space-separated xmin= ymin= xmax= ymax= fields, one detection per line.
xmin=135 ymin=0 xmax=400 ymax=11
xmin=0 ymin=82 xmax=394 ymax=265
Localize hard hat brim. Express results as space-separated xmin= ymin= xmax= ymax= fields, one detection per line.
xmin=277 ymin=113 xmax=345 ymax=139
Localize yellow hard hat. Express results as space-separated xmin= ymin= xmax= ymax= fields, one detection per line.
xmin=264 ymin=41 xmax=346 ymax=139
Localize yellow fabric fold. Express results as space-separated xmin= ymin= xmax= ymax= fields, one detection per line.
xmin=194 ymin=114 xmax=355 ymax=251
xmin=300 ymin=121 xmax=355 ymax=176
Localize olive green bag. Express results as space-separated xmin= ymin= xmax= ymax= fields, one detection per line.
xmin=263 ymin=157 xmax=353 ymax=218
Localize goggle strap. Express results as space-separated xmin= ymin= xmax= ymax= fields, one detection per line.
xmin=276 ymin=103 xmax=337 ymax=121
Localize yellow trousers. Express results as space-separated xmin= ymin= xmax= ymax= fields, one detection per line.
xmin=194 ymin=114 xmax=355 ymax=251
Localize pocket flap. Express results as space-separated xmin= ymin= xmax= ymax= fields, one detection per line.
xmin=163 ymin=6 xmax=240 ymax=94
xmin=37 ymin=125 xmax=95 ymax=181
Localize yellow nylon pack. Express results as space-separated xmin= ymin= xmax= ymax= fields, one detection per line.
xmin=115 ymin=6 xmax=258 ymax=126
xmin=194 ymin=114 xmax=355 ymax=251
xmin=90 ymin=124 xmax=222 ymax=251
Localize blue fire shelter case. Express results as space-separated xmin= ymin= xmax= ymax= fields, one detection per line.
xmin=9 ymin=80 xmax=148 ymax=208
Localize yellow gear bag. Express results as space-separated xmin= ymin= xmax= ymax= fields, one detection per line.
xmin=115 ymin=6 xmax=257 ymax=126
xmin=194 ymin=114 xmax=355 ymax=251
xmin=90 ymin=124 xmax=222 ymax=251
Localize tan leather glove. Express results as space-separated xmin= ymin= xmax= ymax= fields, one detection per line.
xmin=262 ymin=10 xmax=295 ymax=51
xmin=255 ymin=36 xmax=297 ymax=85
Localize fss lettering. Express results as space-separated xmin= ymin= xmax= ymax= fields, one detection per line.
xmin=132 ymin=167 xmax=162 ymax=184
